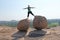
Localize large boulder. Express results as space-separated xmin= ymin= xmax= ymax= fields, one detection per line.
xmin=17 ymin=19 xmax=30 ymax=31
xmin=33 ymin=16 xmax=48 ymax=30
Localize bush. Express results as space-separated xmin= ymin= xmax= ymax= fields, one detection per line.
xmin=48 ymin=23 xmax=59 ymax=27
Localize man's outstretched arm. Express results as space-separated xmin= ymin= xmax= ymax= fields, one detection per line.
xmin=23 ymin=7 xmax=28 ymax=9
xmin=30 ymin=7 xmax=35 ymax=8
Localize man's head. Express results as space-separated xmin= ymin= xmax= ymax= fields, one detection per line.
xmin=28 ymin=5 xmax=30 ymax=7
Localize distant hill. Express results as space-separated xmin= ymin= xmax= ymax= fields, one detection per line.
xmin=0 ymin=20 xmax=18 ymax=27
xmin=0 ymin=19 xmax=60 ymax=27
xmin=47 ymin=19 xmax=60 ymax=24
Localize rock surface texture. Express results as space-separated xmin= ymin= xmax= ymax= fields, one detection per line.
xmin=17 ymin=19 xmax=30 ymax=31
xmin=33 ymin=16 xmax=48 ymax=30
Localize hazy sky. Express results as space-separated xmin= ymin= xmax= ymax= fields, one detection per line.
xmin=0 ymin=0 xmax=60 ymax=21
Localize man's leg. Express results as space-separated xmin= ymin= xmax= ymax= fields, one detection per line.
xmin=30 ymin=11 xmax=34 ymax=16
xmin=27 ymin=12 xmax=30 ymax=19
xmin=27 ymin=12 xmax=29 ymax=17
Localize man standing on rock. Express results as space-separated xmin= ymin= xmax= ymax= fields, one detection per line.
xmin=24 ymin=5 xmax=35 ymax=19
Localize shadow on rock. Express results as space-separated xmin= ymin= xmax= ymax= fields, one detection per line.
xmin=12 ymin=31 xmax=27 ymax=40
xmin=28 ymin=30 xmax=46 ymax=37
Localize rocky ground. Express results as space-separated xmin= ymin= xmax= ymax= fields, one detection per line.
xmin=0 ymin=26 xmax=60 ymax=40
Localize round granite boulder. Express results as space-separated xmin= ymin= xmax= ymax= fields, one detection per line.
xmin=33 ymin=16 xmax=48 ymax=30
xmin=17 ymin=19 xmax=30 ymax=31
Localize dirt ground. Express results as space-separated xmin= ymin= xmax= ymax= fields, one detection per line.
xmin=0 ymin=26 xmax=60 ymax=40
